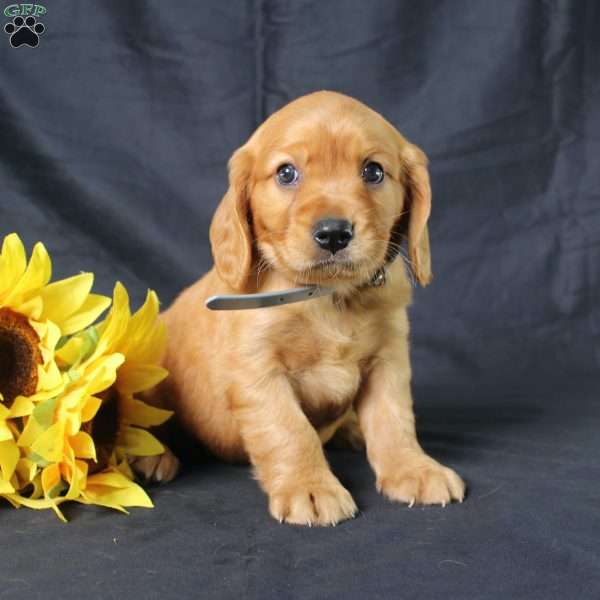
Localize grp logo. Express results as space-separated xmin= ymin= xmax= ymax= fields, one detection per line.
xmin=3 ymin=3 xmax=46 ymax=47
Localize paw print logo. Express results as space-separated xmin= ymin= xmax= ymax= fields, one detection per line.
xmin=4 ymin=15 xmax=45 ymax=48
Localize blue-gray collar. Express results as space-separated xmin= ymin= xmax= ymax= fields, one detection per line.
xmin=205 ymin=266 xmax=386 ymax=311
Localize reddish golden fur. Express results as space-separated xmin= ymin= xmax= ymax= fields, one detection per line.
xmin=149 ymin=91 xmax=464 ymax=526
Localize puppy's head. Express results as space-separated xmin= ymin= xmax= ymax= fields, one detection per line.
xmin=210 ymin=91 xmax=432 ymax=291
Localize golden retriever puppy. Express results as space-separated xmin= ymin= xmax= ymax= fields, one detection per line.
xmin=139 ymin=91 xmax=465 ymax=526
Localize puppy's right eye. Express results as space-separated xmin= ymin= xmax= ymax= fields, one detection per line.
xmin=276 ymin=164 xmax=299 ymax=186
xmin=362 ymin=161 xmax=385 ymax=185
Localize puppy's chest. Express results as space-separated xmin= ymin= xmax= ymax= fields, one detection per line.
xmin=274 ymin=309 xmax=381 ymax=427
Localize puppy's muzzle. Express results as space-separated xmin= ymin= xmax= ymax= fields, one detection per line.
xmin=312 ymin=219 xmax=354 ymax=254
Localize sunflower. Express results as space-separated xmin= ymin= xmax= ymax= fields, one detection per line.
xmin=5 ymin=281 xmax=172 ymax=519
xmin=0 ymin=233 xmax=111 ymax=405
xmin=0 ymin=233 xmax=111 ymax=506
xmin=58 ymin=282 xmax=172 ymax=471
xmin=9 ymin=344 xmax=126 ymax=518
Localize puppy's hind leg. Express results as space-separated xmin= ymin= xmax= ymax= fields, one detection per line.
xmin=130 ymin=384 xmax=181 ymax=483
xmin=130 ymin=447 xmax=181 ymax=484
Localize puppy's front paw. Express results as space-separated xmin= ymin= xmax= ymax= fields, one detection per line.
xmin=377 ymin=454 xmax=465 ymax=506
xmin=269 ymin=476 xmax=357 ymax=526
xmin=130 ymin=447 xmax=181 ymax=484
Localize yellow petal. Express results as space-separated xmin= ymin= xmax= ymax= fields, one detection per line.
xmin=56 ymin=335 xmax=85 ymax=368
xmin=37 ymin=319 xmax=61 ymax=363
xmin=37 ymin=359 xmax=63 ymax=392
xmin=28 ymin=319 xmax=47 ymax=339
xmin=31 ymin=421 xmax=65 ymax=462
xmin=119 ymin=426 xmax=165 ymax=457
xmin=0 ymin=421 xmax=13 ymax=442
xmin=86 ymin=485 xmax=153 ymax=509
xmin=85 ymin=473 xmax=153 ymax=509
xmin=128 ymin=290 xmax=160 ymax=339
xmin=58 ymin=451 xmax=83 ymax=497
xmin=120 ymin=396 xmax=172 ymax=428
xmin=69 ymin=431 xmax=97 ymax=461
xmin=56 ymin=386 xmax=87 ymax=411
xmin=16 ymin=295 xmax=43 ymax=320
xmin=60 ymin=294 xmax=111 ymax=336
xmin=61 ymin=412 xmax=82 ymax=438
xmin=85 ymin=470 xmax=135 ymax=488
xmin=81 ymin=395 xmax=102 ymax=422
xmin=64 ymin=459 xmax=88 ymax=500
xmin=135 ymin=320 xmax=167 ymax=366
xmin=116 ymin=458 xmax=135 ymax=480
xmin=9 ymin=492 xmax=67 ymax=521
xmin=4 ymin=241 xmax=52 ymax=305
xmin=0 ymin=233 xmax=26 ymax=297
xmin=76 ymin=495 xmax=129 ymax=513
xmin=29 ymin=475 xmax=44 ymax=498
xmin=120 ymin=290 xmax=165 ymax=361
xmin=0 ymin=479 xmax=15 ymax=493
xmin=15 ymin=457 xmax=37 ymax=484
xmin=0 ymin=440 xmax=20 ymax=481
xmin=18 ymin=415 xmax=45 ymax=447
xmin=41 ymin=463 xmax=61 ymax=494
xmin=84 ymin=353 xmax=125 ymax=395
xmin=74 ymin=458 xmax=88 ymax=487
xmin=92 ymin=283 xmax=131 ymax=360
xmin=116 ymin=363 xmax=169 ymax=394
xmin=9 ymin=396 xmax=34 ymax=418
xmin=38 ymin=272 xmax=93 ymax=327
xmin=22 ymin=381 xmax=66 ymax=404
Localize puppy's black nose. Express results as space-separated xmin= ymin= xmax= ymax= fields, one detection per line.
xmin=312 ymin=219 xmax=354 ymax=254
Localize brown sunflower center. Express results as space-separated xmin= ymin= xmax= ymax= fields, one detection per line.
xmin=0 ymin=307 xmax=42 ymax=406
xmin=83 ymin=387 xmax=121 ymax=473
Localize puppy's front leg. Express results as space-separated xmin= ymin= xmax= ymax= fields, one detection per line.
xmin=356 ymin=336 xmax=465 ymax=506
xmin=233 ymin=373 xmax=357 ymax=526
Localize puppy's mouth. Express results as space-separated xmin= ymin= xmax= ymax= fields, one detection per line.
xmin=261 ymin=239 xmax=386 ymax=287
xmin=312 ymin=257 xmax=355 ymax=270
xmin=296 ymin=257 xmax=371 ymax=285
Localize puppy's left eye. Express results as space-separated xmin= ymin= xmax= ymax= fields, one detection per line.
xmin=276 ymin=163 xmax=300 ymax=186
xmin=362 ymin=161 xmax=385 ymax=184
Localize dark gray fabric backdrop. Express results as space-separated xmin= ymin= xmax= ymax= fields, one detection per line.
xmin=1 ymin=1 xmax=599 ymax=598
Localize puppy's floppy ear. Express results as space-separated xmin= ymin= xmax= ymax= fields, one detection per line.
xmin=209 ymin=147 xmax=254 ymax=291
xmin=401 ymin=143 xmax=432 ymax=286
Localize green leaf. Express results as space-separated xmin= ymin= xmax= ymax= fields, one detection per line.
xmin=66 ymin=368 xmax=81 ymax=384
xmin=32 ymin=396 xmax=58 ymax=430
xmin=80 ymin=326 xmax=99 ymax=362
xmin=55 ymin=334 xmax=71 ymax=351
xmin=28 ymin=451 xmax=50 ymax=467
xmin=48 ymin=479 xmax=68 ymax=499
